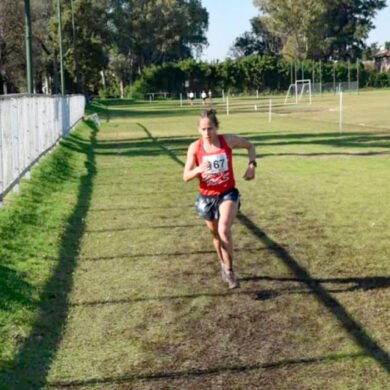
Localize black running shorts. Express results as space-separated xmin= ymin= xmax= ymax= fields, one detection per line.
xmin=195 ymin=187 xmax=240 ymax=221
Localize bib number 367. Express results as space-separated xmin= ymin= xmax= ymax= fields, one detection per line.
xmin=203 ymin=153 xmax=228 ymax=174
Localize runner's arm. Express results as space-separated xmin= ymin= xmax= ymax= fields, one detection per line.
xmin=183 ymin=142 xmax=208 ymax=182
xmin=225 ymin=135 xmax=257 ymax=180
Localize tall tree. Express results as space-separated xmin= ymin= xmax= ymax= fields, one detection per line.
xmin=362 ymin=42 xmax=380 ymax=60
xmin=31 ymin=0 xmax=56 ymax=93
xmin=0 ymin=1 xmax=25 ymax=93
xmin=109 ymin=0 xmax=208 ymax=75
xmin=230 ymin=16 xmax=282 ymax=58
xmin=315 ymin=0 xmax=386 ymax=60
xmin=108 ymin=47 xmax=133 ymax=97
xmin=253 ymin=0 xmax=386 ymax=61
xmin=254 ymin=0 xmax=325 ymax=61
xmin=56 ymin=0 xmax=111 ymax=93
xmin=0 ymin=0 xmax=208 ymax=94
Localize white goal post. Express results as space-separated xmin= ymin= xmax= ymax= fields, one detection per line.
xmin=284 ymin=79 xmax=312 ymax=105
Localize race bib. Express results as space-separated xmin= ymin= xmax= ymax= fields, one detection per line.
xmin=203 ymin=153 xmax=228 ymax=174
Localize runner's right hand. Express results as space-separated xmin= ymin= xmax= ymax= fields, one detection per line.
xmin=197 ymin=160 xmax=211 ymax=174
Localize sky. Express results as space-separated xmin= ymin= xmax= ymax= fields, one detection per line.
xmin=200 ymin=0 xmax=390 ymax=62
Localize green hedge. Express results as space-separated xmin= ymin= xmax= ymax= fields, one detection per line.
xmin=99 ymin=56 xmax=387 ymax=98
xmin=367 ymin=72 xmax=390 ymax=88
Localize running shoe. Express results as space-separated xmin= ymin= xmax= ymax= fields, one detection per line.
xmin=220 ymin=262 xmax=228 ymax=282
xmin=225 ymin=270 xmax=240 ymax=289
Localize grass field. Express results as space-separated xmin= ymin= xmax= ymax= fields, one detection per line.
xmin=1 ymin=89 xmax=390 ymax=389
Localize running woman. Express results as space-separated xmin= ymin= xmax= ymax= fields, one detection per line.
xmin=183 ymin=109 xmax=257 ymax=288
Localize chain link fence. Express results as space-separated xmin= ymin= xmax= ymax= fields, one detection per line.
xmin=0 ymin=94 xmax=85 ymax=205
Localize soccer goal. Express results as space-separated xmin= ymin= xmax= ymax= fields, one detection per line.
xmin=284 ymin=79 xmax=312 ymax=105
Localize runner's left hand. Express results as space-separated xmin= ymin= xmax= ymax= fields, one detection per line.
xmin=243 ymin=166 xmax=255 ymax=180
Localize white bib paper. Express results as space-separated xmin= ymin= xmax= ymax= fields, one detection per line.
xmin=203 ymin=153 xmax=228 ymax=174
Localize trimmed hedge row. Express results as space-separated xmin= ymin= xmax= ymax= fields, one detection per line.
xmin=101 ymin=56 xmax=388 ymax=98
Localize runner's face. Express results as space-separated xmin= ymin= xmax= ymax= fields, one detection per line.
xmin=198 ymin=118 xmax=217 ymax=140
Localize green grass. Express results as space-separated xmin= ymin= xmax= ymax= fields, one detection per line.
xmin=0 ymin=120 xmax=98 ymax=387
xmin=1 ymin=90 xmax=390 ymax=389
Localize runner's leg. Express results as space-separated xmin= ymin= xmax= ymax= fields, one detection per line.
xmin=205 ymin=220 xmax=223 ymax=263
xmin=205 ymin=220 xmax=230 ymax=283
xmin=218 ymin=200 xmax=239 ymax=271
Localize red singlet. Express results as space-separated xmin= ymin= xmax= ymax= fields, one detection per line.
xmin=196 ymin=135 xmax=235 ymax=196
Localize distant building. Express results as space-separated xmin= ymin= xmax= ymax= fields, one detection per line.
xmin=374 ymin=50 xmax=390 ymax=72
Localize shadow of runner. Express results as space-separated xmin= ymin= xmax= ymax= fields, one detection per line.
xmin=237 ymin=212 xmax=390 ymax=373
xmin=0 ymin=121 xmax=98 ymax=389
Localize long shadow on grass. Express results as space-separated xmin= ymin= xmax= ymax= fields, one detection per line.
xmin=95 ymin=105 xmax=201 ymax=120
xmin=234 ymin=150 xmax=390 ymax=159
xmin=243 ymin=132 xmax=390 ymax=151
xmin=86 ymin=130 xmax=390 ymax=162
xmin=242 ymin=275 xmax=390 ymax=299
xmin=70 ymin=289 xmax=269 ymax=306
xmin=66 ymin=275 xmax=390 ymax=307
xmin=238 ymin=212 xmax=390 ymax=373
xmin=137 ymin=123 xmax=186 ymax=166
xmin=85 ymin=223 xmax=202 ymax=233
xmin=0 ymin=121 xmax=98 ymax=389
xmin=48 ymin=352 xmax=365 ymax=387
xmin=139 ymin=123 xmax=390 ymax=373
xmin=87 ymin=205 xmax=192 ymax=212
xmin=77 ymin=247 xmax=266 ymax=262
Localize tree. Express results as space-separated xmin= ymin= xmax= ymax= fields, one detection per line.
xmin=108 ymin=47 xmax=133 ymax=97
xmin=230 ymin=17 xmax=282 ymax=58
xmin=179 ymin=58 xmax=207 ymax=91
xmin=362 ymin=42 xmax=380 ymax=60
xmin=0 ymin=0 xmax=209 ymax=95
xmin=57 ymin=0 xmax=111 ymax=93
xmin=253 ymin=0 xmax=325 ymax=61
xmin=109 ymin=0 xmax=208 ymax=75
xmin=313 ymin=0 xmax=386 ymax=60
xmin=31 ymin=0 xmax=57 ymax=93
xmin=0 ymin=1 xmax=25 ymax=93
xmin=252 ymin=0 xmax=386 ymax=61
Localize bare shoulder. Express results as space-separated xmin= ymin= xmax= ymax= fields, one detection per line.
xmin=224 ymin=134 xmax=250 ymax=148
xmin=187 ymin=139 xmax=200 ymax=154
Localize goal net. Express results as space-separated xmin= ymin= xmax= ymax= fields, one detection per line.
xmin=284 ymin=79 xmax=312 ymax=104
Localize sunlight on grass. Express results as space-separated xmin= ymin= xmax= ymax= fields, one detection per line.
xmin=0 ymin=121 xmax=94 ymax=378
xmin=1 ymin=90 xmax=390 ymax=389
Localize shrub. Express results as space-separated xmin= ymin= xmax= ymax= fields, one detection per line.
xmin=367 ymin=72 xmax=390 ymax=88
xmin=98 ymin=85 xmax=121 ymax=99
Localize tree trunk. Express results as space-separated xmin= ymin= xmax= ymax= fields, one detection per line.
xmin=100 ymin=70 xmax=106 ymax=88
xmin=120 ymin=80 xmax=124 ymax=98
xmin=53 ymin=54 xmax=59 ymax=94
xmin=43 ymin=73 xmax=50 ymax=94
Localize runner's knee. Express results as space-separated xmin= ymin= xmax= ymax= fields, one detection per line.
xmin=210 ymin=229 xmax=220 ymax=240
xmin=218 ymin=224 xmax=231 ymax=241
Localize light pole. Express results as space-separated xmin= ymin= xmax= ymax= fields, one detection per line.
xmin=57 ymin=0 xmax=65 ymax=95
xmin=24 ymin=0 xmax=34 ymax=93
